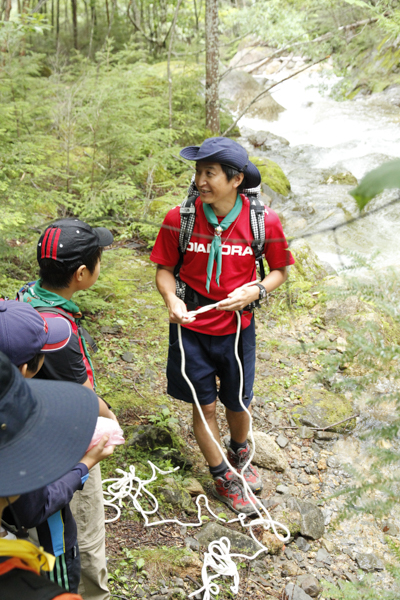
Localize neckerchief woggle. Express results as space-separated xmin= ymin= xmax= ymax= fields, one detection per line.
xmin=23 ymin=281 xmax=97 ymax=389
xmin=202 ymin=194 xmax=242 ymax=293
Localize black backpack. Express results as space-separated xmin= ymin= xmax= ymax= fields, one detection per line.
xmin=0 ymin=563 xmax=71 ymax=600
xmin=175 ymin=176 xmax=267 ymax=311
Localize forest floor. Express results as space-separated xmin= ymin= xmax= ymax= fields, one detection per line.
xmin=76 ymin=240 xmax=397 ymax=600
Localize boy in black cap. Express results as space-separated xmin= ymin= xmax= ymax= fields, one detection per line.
xmin=151 ymin=137 xmax=294 ymax=515
xmin=22 ymin=218 xmax=115 ymax=600
xmin=0 ymin=301 xmax=115 ymax=594
xmin=0 ymin=350 xmax=99 ymax=599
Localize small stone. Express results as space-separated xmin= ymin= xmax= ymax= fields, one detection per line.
xmin=284 ymin=582 xmax=313 ymax=600
xmin=262 ymin=530 xmax=285 ymax=554
xmin=296 ymin=575 xmax=321 ymax=598
xmin=355 ymin=552 xmax=384 ymax=572
xmin=183 ymin=477 xmax=205 ymax=496
xmin=316 ymin=547 xmax=332 ymax=565
xmin=298 ymin=474 xmax=310 ymax=485
xmin=336 ymin=337 xmax=347 ymax=352
xmin=326 ymin=456 xmax=340 ymax=468
xmin=280 ymin=358 xmax=293 ymax=366
xmin=136 ymin=590 xmax=146 ymax=598
xmin=121 ymin=351 xmax=135 ymax=363
xmin=315 ymin=431 xmax=338 ymax=441
xmin=285 ymin=547 xmax=294 ymax=559
xmin=196 ymin=523 xmax=260 ymax=555
xmin=276 ymin=434 xmax=289 ymax=448
xmin=281 ymin=561 xmax=302 ymax=577
xmin=252 ymin=431 xmax=289 ymax=472
xmin=276 ymin=484 xmax=290 ymax=495
xmin=185 ymin=537 xmax=200 ymax=552
xmin=381 ymin=520 xmax=400 ymax=536
xmin=285 ymin=497 xmax=325 ymax=540
xmin=259 ymin=352 xmax=271 ymax=361
xmin=172 ymin=578 xmax=185 ymax=588
xmin=298 ymin=426 xmax=314 ymax=439
xmin=317 ymin=458 xmax=327 ymax=470
xmin=295 ymin=537 xmax=310 ymax=552
xmin=321 ymin=538 xmax=335 ymax=553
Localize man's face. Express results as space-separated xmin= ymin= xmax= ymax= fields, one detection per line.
xmin=195 ymin=162 xmax=242 ymax=207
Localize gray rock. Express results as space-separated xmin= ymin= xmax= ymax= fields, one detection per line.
xmin=381 ymin=520 xmax=400 ymax=537
xmin=276 ymin=434 xmax=289 ymax=448
xmin=296 ymin=575 xmax=321 ymax=598
xmin=316 ymin=547 xmax=332 ymax=565
xmin=168 ymin=588 xmax=186 ymax=599
xmin=325 ymin=296 xmax=361 ymax=325
xmin=298 ymin=474 xmax=310 ymax=485
xmin=136 ymin=590 xmax=146 ymax=598
xmin=276 ymin=484 xmax=290 ymax=495
xmin=280 ymin=358 xmax=292 ymax=366
xmin=284 ymin=583 xmax=313 ymax=600
xmin=252 ymin=432 xmax=289 ymax=472
xmin=355 ymin=552 xmax=384 ymax=572
xmin=100 ymin=324 xmax=122 ymax=334
xmin=219 ymin=69 xmax=284 ymax=121
xmin=159 ymin=478 xmax=195 ymax=513
xmin=298 ymin=426 xmax=314 ymax=439
xmin=291 ymin=388 xmax=355 ymax=433
xmin=326 ymin=456 xmax=341 ymax=468
xmin=185 ymin=537 xmax=200 ymax=552
xmin=285 ymin=547 xmax=293 ymax=559
xmin=314 ymin=431 xmax=338 ymax=441
xmin=258 ymin=351 xmax=271 ymax=361
xmin=295 ymin=537 xmax=310 ymax=552
xmin=121 ymin=351 xmax=135 ymax=363
xmin=195 ymin=523 xmax=260 ymax=555
xmin=246 ymin=128 xmax=290 ymax=152
xmin=285 ymin=497 xmax=325 ymax=540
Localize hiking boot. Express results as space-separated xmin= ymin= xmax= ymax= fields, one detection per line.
xmin=227 ymin=444 xmax=263 ymax=494
xmin=212 ymin=470 xmax=258 ymax=515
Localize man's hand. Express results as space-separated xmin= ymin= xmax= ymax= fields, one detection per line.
xmin=217 ymin=284 xmax=259 ymax=312
xmin=167 ymin=294 xmax=196 ymax=324
xmin=80 ymin=435 xmax=115 ymax=471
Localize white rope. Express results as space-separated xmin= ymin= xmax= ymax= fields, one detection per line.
xmin=102 ymin=300 xmax=290 ymax=599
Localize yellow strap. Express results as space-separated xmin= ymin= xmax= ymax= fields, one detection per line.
xmin=0 ymin=539 xmax=55 ymax=572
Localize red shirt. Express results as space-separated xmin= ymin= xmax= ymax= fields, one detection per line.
xmin=150 ymin=195 xmax=294 ymax=335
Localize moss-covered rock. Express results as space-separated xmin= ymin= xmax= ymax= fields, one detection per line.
xmin=291 ymin=388 xmax=356 ymax=433
xmin=322 ymin=172 xmax=358 ymax=186
xmin=250 ymin=156 xmax=291 ymax=196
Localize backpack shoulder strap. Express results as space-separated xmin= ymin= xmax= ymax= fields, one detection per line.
xmin=178 ymin=194 xmax=197 ymax=255
xmin=35 ymin=307 xmax=98 ymax=353
xmin=16 ymin=282 xmax=36 ymax=302
xmin=247 ymin=190 xmax=266 ymax=281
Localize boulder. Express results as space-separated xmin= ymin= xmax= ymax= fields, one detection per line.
xmin=246 ymin=128 xmax=289 ymax=152
xmin=195 ymin=523 xmax=260 ymax=555
xmin=252 ymin=431 xmax=289 ymax=472
xmin=251 ymin=156 xmax=291 ymax=197
xmin=219 ymin=69 xmax=284 ymax=121
xmin=285 ymin=497 xmax=325 ymax=540
xmin=284 ymin=583 xmax=313 ymax=600
xmin=291 ymin=388 xmax=356 ymax=433
xmin=355 ymin=552 xmax=384 ymax=572
xmin=159 ymin=477 xmax=195 ymax=514
xmin=296 ymin=575 xmax=321 ymax=598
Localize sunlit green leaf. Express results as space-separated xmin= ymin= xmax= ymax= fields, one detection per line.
xmin=350 ymin=159 xmax=400 ymax=210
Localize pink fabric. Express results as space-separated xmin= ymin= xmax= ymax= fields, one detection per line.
xmin=87 ymin=417 xmax=125 ymax=451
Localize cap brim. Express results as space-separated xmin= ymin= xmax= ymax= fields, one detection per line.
xmin=0 ymin=378 xmax=99 ymax=496
xmin=42 ymin=316 xmax=72 ymax=353
xmin=94 ymin=227 xmax=114 ymax=247
xmin=179 ymin=146 xmax=201 ymax=161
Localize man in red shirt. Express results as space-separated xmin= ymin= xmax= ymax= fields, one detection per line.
xmin=151 ymin=137 xmax=294 ymax=515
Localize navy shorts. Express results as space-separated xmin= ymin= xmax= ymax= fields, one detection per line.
xmin=167 ymin=316 xmax=256 ymax=412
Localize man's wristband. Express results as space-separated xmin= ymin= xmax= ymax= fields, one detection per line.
xmin=255 ymin=283 xmax=267 ymax=301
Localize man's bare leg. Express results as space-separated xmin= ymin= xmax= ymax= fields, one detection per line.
xmin=225 ymin=407 xmax=250 ymax=444
xmin=192 ymin=401 xmax=225 ymax=467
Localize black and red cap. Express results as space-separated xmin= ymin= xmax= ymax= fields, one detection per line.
xmin=37 ymin=218 xmax=113 ymax=266
xmin=0 ymin=300 xmax=72 ymax=366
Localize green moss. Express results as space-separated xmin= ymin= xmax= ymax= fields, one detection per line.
xmin=322 ymin=172 xmax=358 ymax=186
xmin=250 ymin=156 xmax=291 ymax=196
xmin=291 ymin=388 xmax=356 ymax=433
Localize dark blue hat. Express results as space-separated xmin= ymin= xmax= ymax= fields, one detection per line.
xmin=0 ymin=352 xmax=99 ymax=496
xmin=180 ymin=137 xmax=261 ymax=189
xmin=0 ymin=300 xmax=72 ymax=366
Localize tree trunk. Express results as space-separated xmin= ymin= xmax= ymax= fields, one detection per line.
xmin=205 ymin=0 xmax=220 ymax=134
xmin=4 ymin=0 xmax=12 ymax=20
xmin=56 ymin=0 xmax=60 ymax=45
xmin=71 ymin=0 xmax=78 ymax=49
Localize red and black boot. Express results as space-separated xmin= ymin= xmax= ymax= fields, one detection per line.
xmin=212 ymin=470 xmax=258 ymax=515
xmin=227 ymin=443 xmax=263 ymax=494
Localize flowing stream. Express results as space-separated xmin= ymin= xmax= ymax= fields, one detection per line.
xmin=239 ymin=69 xmax=400 ymax=270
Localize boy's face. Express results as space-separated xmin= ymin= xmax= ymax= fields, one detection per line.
xmin=195 ymin=162 xmax=243 ymax=208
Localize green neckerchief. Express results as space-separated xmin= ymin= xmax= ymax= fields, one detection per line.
xmin=23 ymin=281 xmax=96 ymax=389
xmin=203 ymin=194 xmax=242 ymax=293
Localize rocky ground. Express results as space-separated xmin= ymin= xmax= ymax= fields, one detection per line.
xmin=94 ymin=244 xmax=399 ymax=600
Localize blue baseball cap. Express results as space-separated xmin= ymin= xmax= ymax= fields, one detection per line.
xmin=0 ymin=300 xmax=72 ymax=366
xmin=0 ymin=352 xmax=99 ymax=496
xmin=180 ymin=137 xmax=261 ymax=189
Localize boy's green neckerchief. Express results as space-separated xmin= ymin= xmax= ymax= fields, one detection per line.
xmin=23 ymin=281 xmax=97 ymax=390
xmin=202 ymin=194 xmax=242 ymax=293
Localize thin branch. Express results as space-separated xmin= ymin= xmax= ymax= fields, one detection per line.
xmin=222 ymin=54 xmax=330 ymax=137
